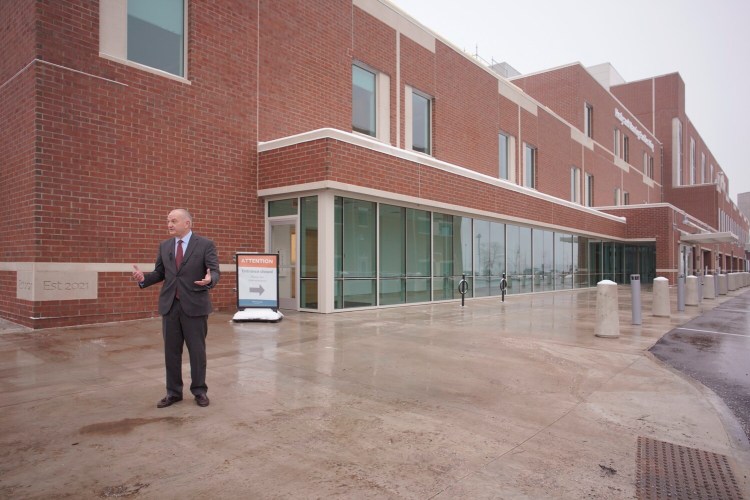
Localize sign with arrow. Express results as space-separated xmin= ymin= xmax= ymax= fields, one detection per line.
xmin=236 ymin=253 xmax=279 ymax=309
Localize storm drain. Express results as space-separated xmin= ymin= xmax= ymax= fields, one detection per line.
xmin=636 ymin=436 xmax=744 ymax=499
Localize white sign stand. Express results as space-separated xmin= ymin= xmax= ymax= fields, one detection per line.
xmin=232 ymin=253 xmax=283 ymax=322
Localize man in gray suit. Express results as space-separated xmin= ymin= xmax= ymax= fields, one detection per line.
xmin=132 ymin=209 xmax=220 ymax=408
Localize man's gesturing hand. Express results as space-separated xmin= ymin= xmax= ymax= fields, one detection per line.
xmin=132 ymin=265 xmax=145 ymax=282
xmin=194 ymin=268 xmax=212 ymax=286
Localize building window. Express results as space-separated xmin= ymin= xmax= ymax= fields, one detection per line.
xmin=710 ymin=164 xmax=714 ymax=183
xmin=622 ymin=135 xmax=629 ymax=163
xmin=623 ymin=191 xmax=630 ymax=205
xmin=614 ymin=188 xmax=621 ymax=206
xmin=100 ymin=0 xmax=187 ymax=78
xmin=352 ymin=65 xmax=376 ymax=137
xmin=643 ymin=152 xmax=648 ymax=174
xmin=584 ymin=103 xmax=593 ymax=138
xmin=499 ymin=132 xmax=510 ymax=180
xmin=570 ymin=167 xmax=581 ymax=203
xmin=701 ymin=152 xmax=706 ymax=183
xmin=676 ymin=120 xmax=683 ymax=186
xmin=524 ymin=144 xmax=536 ymax=189
xmin=128 ymin=0 xmax=185 ymax=77
xmin=412 ymin=90 xmax=431 ymax=154
xmin=585 ymin=173 xmax=594 ymax=207
xmin=648 ymin=156 xmax=654 ymax=179
xmin=613 ymin=128 xmax=620 ymax=157
xmin=335 ymin=197 xmax=377 ymax=309
xmin=690 ymin=138 xmax=696 ymax=184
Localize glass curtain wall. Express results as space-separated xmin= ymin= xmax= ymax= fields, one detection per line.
xmin=473 ymin=220 xmax=506 ymax=297
xmin=335 ymin=197 xmax=376 ymax=308
xmin=331 ymin=196 xmax=657 ymax=309
xmin=300 ymin=196 xmax=318 ymax=308
xmin=506 ymin=225 xmax=532 ymax=294
xmin=379 ymin=204 xmax=405 ymax=305
xmin=406 ymin=208 xmax=431 ymax=302
xmin=432 ymin=214 xmax=472 ymax=300
xmin=532 ymin=229 xmax=554 ymax=291
xmin=555 ymin=232 xmax=574 ymax=289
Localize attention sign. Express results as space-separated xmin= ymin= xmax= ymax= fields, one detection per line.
xmin=236 ymin=253 xmax=279 ymax=309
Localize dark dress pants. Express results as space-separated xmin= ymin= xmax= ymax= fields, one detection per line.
xmin=162 ymin=299 xmax=208 ymax=397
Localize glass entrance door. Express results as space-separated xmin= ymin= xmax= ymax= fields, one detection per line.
xmin=270 ymin=222 xmax=297 ymax=309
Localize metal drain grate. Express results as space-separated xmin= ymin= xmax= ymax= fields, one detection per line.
xmin=636 ymin=436 xmax=744 ymax=499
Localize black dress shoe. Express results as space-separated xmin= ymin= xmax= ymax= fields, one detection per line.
xmin=156 ymin=395 xmax=183 ymax=408
xmin=195 ymin=393 xmax=210 ymax=407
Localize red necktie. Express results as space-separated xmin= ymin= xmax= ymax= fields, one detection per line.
xmin=176 ymin=240 xmax=184 ymax=270
xmin=175 ymin=240 xmax=184 ymax=300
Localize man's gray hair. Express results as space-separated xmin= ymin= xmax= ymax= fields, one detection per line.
xmin=174 ymin=208 xmax=193 ymax=222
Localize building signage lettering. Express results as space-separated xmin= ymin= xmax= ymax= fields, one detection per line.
xmin=615 ymin=108 xmax=654 ymax=152
xmin=16 ymin=270 xmax=98 ymax=301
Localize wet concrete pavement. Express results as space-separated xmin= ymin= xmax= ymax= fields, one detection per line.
xmin=1 ymin=287 xmax=750 ymax=499
xmin=651 ymin=289 xmax=750 ymax=442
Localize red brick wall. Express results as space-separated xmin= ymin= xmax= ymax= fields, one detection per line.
xmin=1 ymin=0 xmax=260 ymax=327
xmin=515 ymin=65 xmax=661 ymax=205
xmin=432 ymin=42 xmax=500 ymax=176
xmin=258 ymin=0 xmax=351 ymax=142
xmin=259 ymin=138 xmax=628 ymax=239
xmin=353 ymin=8 xmax=397 ymax=147
xmin=0 ymin=0 xmax=38 ymax=324
xmin=603 ymin=205 xmax=679 ymax=281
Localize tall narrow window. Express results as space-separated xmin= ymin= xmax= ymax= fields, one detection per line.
xmin=614 ymin=188 xmax=621 ymax=206
xmin=623 ymin=192 xmax=630 ymax=205
xmin=584 ymin=103 xmax=593 ymax=138
xmin=648 ymin=156 xmax=654 ymax=179
xmin=676 ymin=120 xmax=683 ymax=186
xmin=623 ymin=135 xmax=629 ymax=163
xmin=524 ymin=144 xmax=536 ymax=188
xmin=643 ymin=152 xmax=648 ymax=174
xmin=701 ymin=152 xmax=706 ymax=183
xmin=499 ymin=132 xmax=510 ymax=180
xmin=127 ymin=0 xmax=186 ymax=77
xmin=690 ymin=138 xmax=696 ymax=184
xmin=585 ymin=174 xmax=594 ymax=207
xmin=412 ymin=91 xmax=431 ymax=154
xmin=352 ymin=65 xmax=376 ymax=137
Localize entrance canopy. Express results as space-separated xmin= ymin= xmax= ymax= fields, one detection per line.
xmin=680 ymin=231 xmax=737 ymax=244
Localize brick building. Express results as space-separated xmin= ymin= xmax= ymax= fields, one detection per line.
xmin=1 ymin=0 xmax=747 ymax=328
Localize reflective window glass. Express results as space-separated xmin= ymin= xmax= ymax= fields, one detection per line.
xmin=412 ymin=92 xmax=431 ymax=154
xmin=352 ymin=65 xmax=376 ymax=136
xmin=127 ymin=0 xmax=184 ymax=76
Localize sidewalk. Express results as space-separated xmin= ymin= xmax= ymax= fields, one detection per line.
xmin=1 ymin=287 xmax=749 ymax=499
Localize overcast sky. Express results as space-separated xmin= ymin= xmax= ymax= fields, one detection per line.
xmin=391 ymin=0 xmax=750 ymax=202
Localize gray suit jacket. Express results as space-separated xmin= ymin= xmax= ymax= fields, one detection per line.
xmin=141 ymin=234 xmax=220 ymax=316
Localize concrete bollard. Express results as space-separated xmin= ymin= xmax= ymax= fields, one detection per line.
xmin=718 ymin=274 xmax=728 ymax=295
xmin=652 ymin=277 xmax=670 ymax=317
xmin=595 ymin=280 xmax=620 ymax=338
xmin=685 ymin=275 xmax=699 ymax=306
xmin=703 ymin=275 xmax=716 ymax=299
xmin=728 ymin=274 xmax=737 ymax=291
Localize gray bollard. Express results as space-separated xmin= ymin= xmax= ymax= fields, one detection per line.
xmin=631 ymin=274 xmax=641 ymax=325
xmin=677 ymin=274 xmax=685 ymax=312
